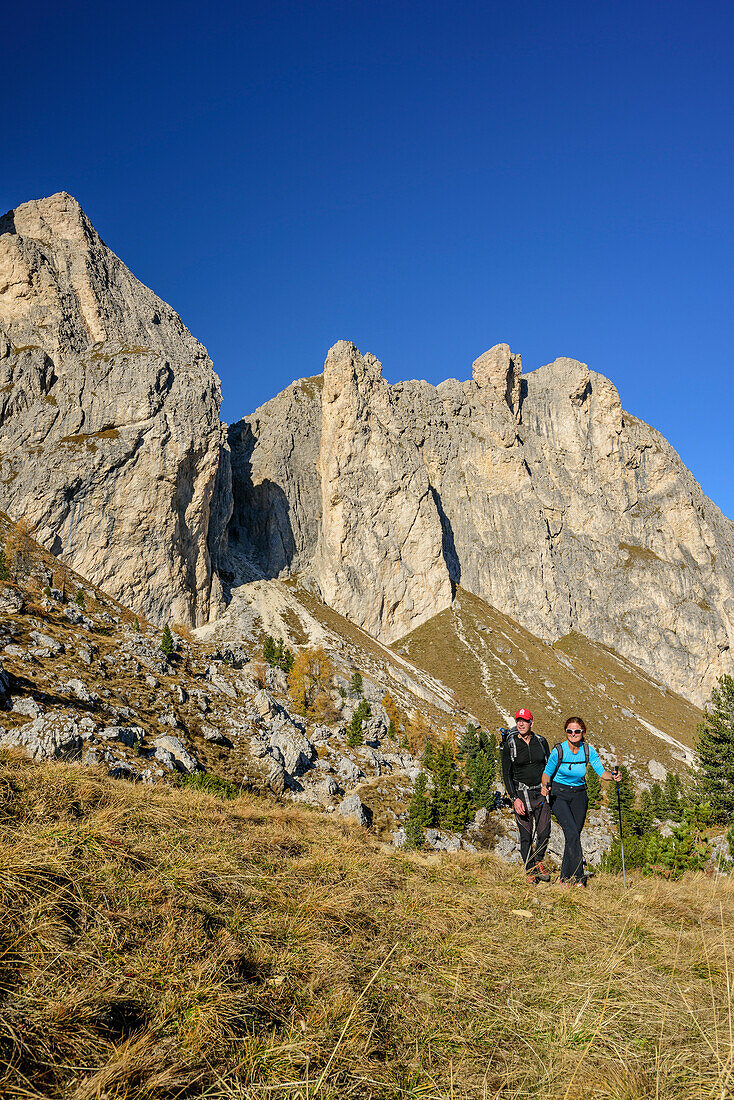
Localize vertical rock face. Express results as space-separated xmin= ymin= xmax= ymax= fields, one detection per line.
xmin=229 ymin=341 xmax=734 ymax=706
xmin=0 ymin=192 xmax=227 ymax=625
xmin=314 ymin=342 xmax=453 ymax=642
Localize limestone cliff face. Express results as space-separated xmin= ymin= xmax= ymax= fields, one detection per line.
xmin=229 ymin=341 xmax=734 ymax=706
xmin=0 ymin=192 xmax=227 ymax=626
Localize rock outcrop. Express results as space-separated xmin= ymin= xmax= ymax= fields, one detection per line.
xmin=229 ymin=342 xmax=734 ymax=706
xmin=0 ymin=192 xmax=229 ymax=626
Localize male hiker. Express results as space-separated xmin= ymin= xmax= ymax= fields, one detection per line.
xmin=501 ymin=708 xmax=552 ymax=884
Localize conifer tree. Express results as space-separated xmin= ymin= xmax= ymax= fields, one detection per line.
xmin=586 ymin=766 xmax=603 ymax=810
xmin=649 ymin=781 xmax=665 ymax=818
xmin=160 ymin=624 xmax=175 ymax=657
xmin=74 ymin=588 xmax=85 ymax=608
xmin=457 ymin=724 xmax=497 ymax=810
xmin=663 ymin=772 xmax=684 ymax=821
xmin=632 ymin=789 xmax=655 ymax=836
xmin=263 ymin=635 xmax=276 ymax=665
xmin=696 ymin=675 xmax=734 ymax=823
xmin=404 ymin=772 xmax=432 ymax=848
xmin=350 ymin=670 xmax=363 ymax=696
xmin=0 ymin=544 xmax=8 ymax=582
xmin=428 ymin=742 xmax=471 ymax=830
xmin=614 ymin=765 xmax=636 ymax=824
xmin=347 ymin=698 xmax=371 ymax=747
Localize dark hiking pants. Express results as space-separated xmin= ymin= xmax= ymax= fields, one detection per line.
xmin=514 ymin=789 xmax=551 ymax=871
xmin=551 ymin=782 xmax=589 ymax=881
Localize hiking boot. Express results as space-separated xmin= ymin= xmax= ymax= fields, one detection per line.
xmin=535 ymin=862 xmax=551 ymax=882
xmin=574 ymin=877 xmax=587 ymax=889
xmin=526 ymin=873 xmax=539 ymax=885
xmin=558 ymin=879 xmax=571 ymax=890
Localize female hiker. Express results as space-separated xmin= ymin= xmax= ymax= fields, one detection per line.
xmin=541 ymin=717 xmax=621 ymax=887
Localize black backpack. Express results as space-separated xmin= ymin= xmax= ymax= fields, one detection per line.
xmin=547 ymin=740 xmax=590 ymax=784
xmin=505 ymin=730 xmax=550 ymax=765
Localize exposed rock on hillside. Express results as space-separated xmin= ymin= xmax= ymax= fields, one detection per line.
xmin=230 ymin=342 xmax=734 ymax=705
xmin=0 ymin=192 xmax=228 ymax=626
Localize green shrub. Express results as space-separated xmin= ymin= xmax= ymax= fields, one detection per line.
xmin=176 ymin=773 xmax=240 ymax=800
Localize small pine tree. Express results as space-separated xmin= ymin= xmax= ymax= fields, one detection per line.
xmin=663 ymin=772 xmax=685 ymax=822
xmin=422 ymin=738 xmax=436 ymax=773
xmin=350 ymin=670 xmax=363 ymax=696
xmin=0 ymin=545 xmax=8 ymax=583
xmin=586 ymin=766 xmax=603 ymax=811
xmin=649 ymin=781 xmax=666 ymax=818
xmin=404 ymin=772 xmax=432 ymax=848
xmin=457 ymin=724 xmax=497 ymax=810
xmin=263 ymin=635 xmax=277 ymax=665
xmin=160 ymin=624 xmax=175 ymax=657
xmin=428 ymin=742 xmax=472 ymax=830
xmin=347 ymin=698 xmax=371 ymax=747
xmin=614 ymin=765 xmax=636 ymax=824
xmin=695 ymin=675 xmax=734 ymax=824
xmin=632 ymin=789 xmax=655 ymax=836
xmin=74 ymin=588 xmax=85 ymax=608
xmin=132 ymin=617 xmax=141 ymax=633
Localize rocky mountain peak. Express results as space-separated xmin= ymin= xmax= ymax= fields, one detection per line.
xmin=0 ymin=192 xmax=229 ymax=628
xmin=472 ymin=342 xmax=522 ymax=414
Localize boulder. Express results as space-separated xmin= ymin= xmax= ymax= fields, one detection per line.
xmin=337 ymin=794 xmax=371 ymax=827
xmin=10 ymin=696 xmax=43 ymax=719
xmin=29 ymin=630 xmax=64 ymax=655
xmin=648 ymin=759 xmax=667 ymax=781
xmin=269 ymin=728 xmax=315 ymax=775
xmin=97 ymin=725 xmax=145 ymax=747
xmin=201 ymin=724 xmax=231 ymax=746
xmin=152 ymin=735 xmax=199 ymax=773
xmin=266 ymin=761 xmax=287 ymax=795
xmin=253 ymin=689 xmax=276 ymax=719
xmin=64 ymin=679 xmax=96 ymax=704
xmin=0 ymin=714 xmax=83 ymax=761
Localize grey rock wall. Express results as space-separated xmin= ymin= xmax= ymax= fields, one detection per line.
xmin=228 ymin=340 xmax=734 ymax=706
xmin=0 ymin=192 xmax=226 ymax=626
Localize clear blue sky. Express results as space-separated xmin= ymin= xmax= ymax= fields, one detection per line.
xmin=6 ymin=0 xmax=734 ymax=516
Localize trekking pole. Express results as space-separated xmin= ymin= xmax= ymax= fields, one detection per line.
xmin=615 ymin=772 xmax=627 ymax=888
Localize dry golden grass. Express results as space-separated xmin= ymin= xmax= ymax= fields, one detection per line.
xmin=1 ymin=752 xmax=734 ymax=1099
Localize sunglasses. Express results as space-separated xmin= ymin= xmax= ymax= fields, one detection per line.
xmin=566 ymin=727 xmax=583 ymax=734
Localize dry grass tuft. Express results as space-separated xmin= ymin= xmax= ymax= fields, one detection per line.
xmin=2 ymin=752 xmax=734 ymax=1098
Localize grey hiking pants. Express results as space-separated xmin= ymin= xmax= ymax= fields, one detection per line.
xmin=514 ymin=788 xmax=551 ymax=871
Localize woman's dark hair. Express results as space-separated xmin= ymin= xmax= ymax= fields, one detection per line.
xmin=564 ymin=716 xmax=586 ymax=735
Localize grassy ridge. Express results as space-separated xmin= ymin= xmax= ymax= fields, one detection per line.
xmin=1 ymin=751 xmax=733 ymax=1099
